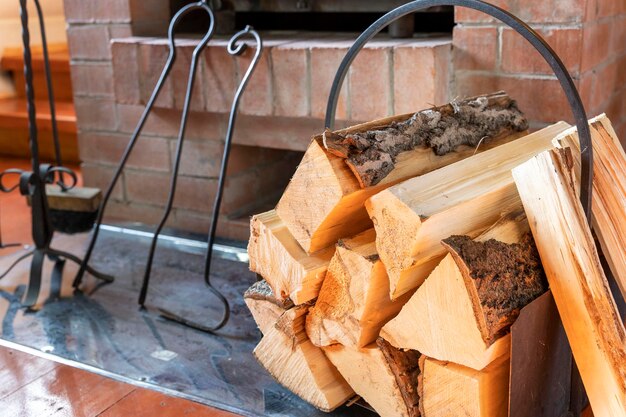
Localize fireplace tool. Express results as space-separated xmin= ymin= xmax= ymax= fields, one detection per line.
xmin=73 ymin=0 xmax=263 ymax=333
xmin=0 ymin=0 xmax=113 ymax=307
xmin=323 ymin=1 xmax=593 ymax=415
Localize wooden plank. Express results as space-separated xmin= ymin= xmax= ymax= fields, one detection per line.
xmin=512 ymin=148 xmax=626 ymax=417
xmin=0 ymin=348 xmax=59 ymax=400
xmin=366 ymin=122 xmax=569 ymax=299
xmin=556 ymin=114 xmax=626 ymax=302
xmin=509 ymin=291 xmax=571 ymax=417
xmin=276 ymin=92 xmax=528 ymax=254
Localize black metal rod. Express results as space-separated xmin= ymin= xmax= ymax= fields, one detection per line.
xmin=74 ymin=1 xmax=215 ymax=289
xmin=324 ymin=0 xmax=593 ymax=220
xmin=33 ymin=0 xmax=65 ymax=188
xmin=158 ymin=25 xmax=263 ymax=332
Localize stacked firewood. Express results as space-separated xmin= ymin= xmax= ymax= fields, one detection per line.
xmin=244 ymin=91 xmax=626 ymax=416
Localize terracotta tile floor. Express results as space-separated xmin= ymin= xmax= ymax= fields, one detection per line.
xmin=0 ymin=158 xmax=240 ymax=417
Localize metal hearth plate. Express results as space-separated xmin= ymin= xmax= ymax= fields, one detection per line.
xmin=0 ymin=227 xmax=375 ymax=417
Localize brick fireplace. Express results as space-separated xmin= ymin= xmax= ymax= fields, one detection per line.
xmin=63 ymin=0 xmax=625 ymax=242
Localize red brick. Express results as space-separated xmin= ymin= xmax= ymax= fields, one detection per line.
xmin=581 ymin=21 xmax=612 ymax=72
xmin=578 ymin=72 xmax=595 ymax=112
xmin=232 ymin=113 xmax=323 ymax=151
xmin=105 ymin=200 xmax=166 ymax=225
xmin=171 ymin=210 xmax=250 ymax=241
xmin=74 ymin=97 xmax=118 ymax=131
xmin=271 ymin=45 xmax=309 ymax=117
xmin=81 ymin=163 xmax=124 ymax=200
xmin=611 ymin=16 xmax=626 ymax=56
xmin=455 ymin=73 xmax=571 ymax=123
xmin=615 ymin=121 xmax=626 ymax=149
xmin=64 ymin=0 xmax=131 ymax=23
xmin=227 ymin=145 xmax=295 ymax=176
xmin=237 ymin=42 xmax=274 ymax=116
xmin=453 ymin=26 xmax=497 ymax=71
xmin=454 ymin=0 xmax=509 ymax=23
xmin=456 ymin=0 xmax=584 ymax=23
xmin=128 ymin=0 xmax=170 ymax=28
xmin=171 ymin=40 xmax=205 ymax=112
xmin=394 ymin=39 xmax=451 ymax=114
xmin=349 ymin=44 xmax=392 ymax=122
xmin=117 ymin=105 xmax=227 ymax=140
xmin=67 ymin=25 xmax=111 ymax=61
xmin=70 ymin=62 xmax=114 ymax=97
xmin=585 ymin=0 xmax=626 ymax=21
xmin=78 ymin=132 xmax=171 ymax=172
xmin=108 ymin=24 xmax=133 ymax=40
xmin=592 ymin=59 xmax=621 ymax=113
xmin=174 ymin=140 xmax=223 ymax=178
xmin=125 ymin=170 xmax=217 ymax=212
xmin=139 ymin=39 xmax=173 ymax=108
xmin=202 ymin=42 xmax=237 ymax=113
xmin=603 ymin=89 xmax=624 ymax=122
xmin=501 ymin=27 xmax=582 ymax=75
xmin=111 ymin=39 xmax=141 ymax=104
xmin=309 ymin=41 xmax=352 ymax=121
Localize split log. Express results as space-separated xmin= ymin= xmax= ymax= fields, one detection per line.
xmin=323 ymin=338 xmax=420 ymax=417
xmin=366 ymin=122 xmax=569 ymax=299
xmin=276 ymin=92 xmax=529 ymax=254
xmin=247 ymin=210 xmax=334 ymax=304
xmin=381 ymin=211 xmax=548 ymax=370
xmin=306 ymin=229 xmax=414 ymax=348
xmin=555 ymin=114 xmax=626 ymax=301
xmin=418 ymin=354 xmax=510 ymax=417
xmin=253 ymin=305 xmax=355 ymax=412
xmin=512 ymin=148 xmax=626 ymax=416
xmin=244 ymin=280 xmax=294 ymax=334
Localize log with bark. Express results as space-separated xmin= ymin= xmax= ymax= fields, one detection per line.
xmin=253 ymin=303 xmax=355 ymax=412
xmin=366 ymin=122 xmax=569 ymax=299
xmin=512 ymin=147 xmax=626 ymax=416
xmin=244 ymin=279 xmax=294 ymax=334
xmin=247 ymin=210 xmax=334 ymax=304
xmin=418 ymin=354 xmax=510 ymax=417
xmin=276 ymin=92 xmax=529 ymax=254
xmin=306 ymin=229 xmax=414 ymax=348
xmin=381 ymin=210 xmax=548 ymax=370
xmin=323 ymin=338 xmax=421 ymax=417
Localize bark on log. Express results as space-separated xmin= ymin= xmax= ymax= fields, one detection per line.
xmin=381 ymin=211 xmax=547 ymax=370
xmin=512 ymin=147 xmax=626 ymax=417
xmin=323 ymin=338 xmax=421 ymax=417
xmin=276 ymin=92 xmax=528 ymax=254
xmin=244 ymin=280 xmax=294 ymax=334
xmin=366 ymin=122 xmax=569 ymax=299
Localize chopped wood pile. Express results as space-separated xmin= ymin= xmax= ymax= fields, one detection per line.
xmin=245 ymin=93 xmax=626 ymax=416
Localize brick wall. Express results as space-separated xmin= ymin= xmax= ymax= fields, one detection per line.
xmin=453 ymin=0 xmax=626 ymax=143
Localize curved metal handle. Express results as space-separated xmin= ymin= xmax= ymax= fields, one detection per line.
xmin=324 ymin=0 xmax=592 ymax=219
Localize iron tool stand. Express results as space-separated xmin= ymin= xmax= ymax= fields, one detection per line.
xmin=73 ymin=0 xmax=263 ymax=333
xmin=323 ymin=1 xmax=594 ymax=415
xmin=0 ymin=0 xmax=113 ymax=308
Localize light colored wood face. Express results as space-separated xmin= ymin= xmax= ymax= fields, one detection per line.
xmin=513 ymin=147 xmax=626 ymax=417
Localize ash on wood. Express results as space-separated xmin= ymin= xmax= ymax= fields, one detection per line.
xmin=323 ymin=92 xmax=528 ymax=187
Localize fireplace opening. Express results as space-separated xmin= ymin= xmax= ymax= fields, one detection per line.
xmin=170 ymin=0 xmax=454 ymax=37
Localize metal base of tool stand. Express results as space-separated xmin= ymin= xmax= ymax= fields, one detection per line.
xmin=74 ymin=0 xmax=263 ymax=333
xmin=323 ymin=1 xmax=595 ymax=416
xmin=0 ymin=0 xmax=112 ymax=308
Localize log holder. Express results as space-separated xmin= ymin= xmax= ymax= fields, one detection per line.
xmin=0 ymin=0 xmax=114 ymax=308
xmin=324 ymin=1 xmax=593 ymax=415
xmin=72 ymin=0 xmax=263 ymax=333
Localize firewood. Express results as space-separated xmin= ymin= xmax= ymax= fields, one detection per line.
xmin=306 ymin=229 xmax=414 ymax=348
xmin=512 ymin=148 xmax=626 ymax=416
xmin=247 ymin=210 xmax=334 ymax=304
xmin=253 ymin=304 xmax=355 ymax=412
xmin=366 ymin=122 xmax=569 ymax=299
xmin=555 ymin=114 xmax=626 ymax=301
xmin=418 ymin=354 xmax=510 ymax=417
xmin=244 ymin=280 xmax=293 ymax=334
xmin=323 ymin=338 xmax=421 ymax=417
xmin=276 ymin=92 xmax=528 ymax=254
xmin=381 ymin=211 xmax=548 ymax=370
